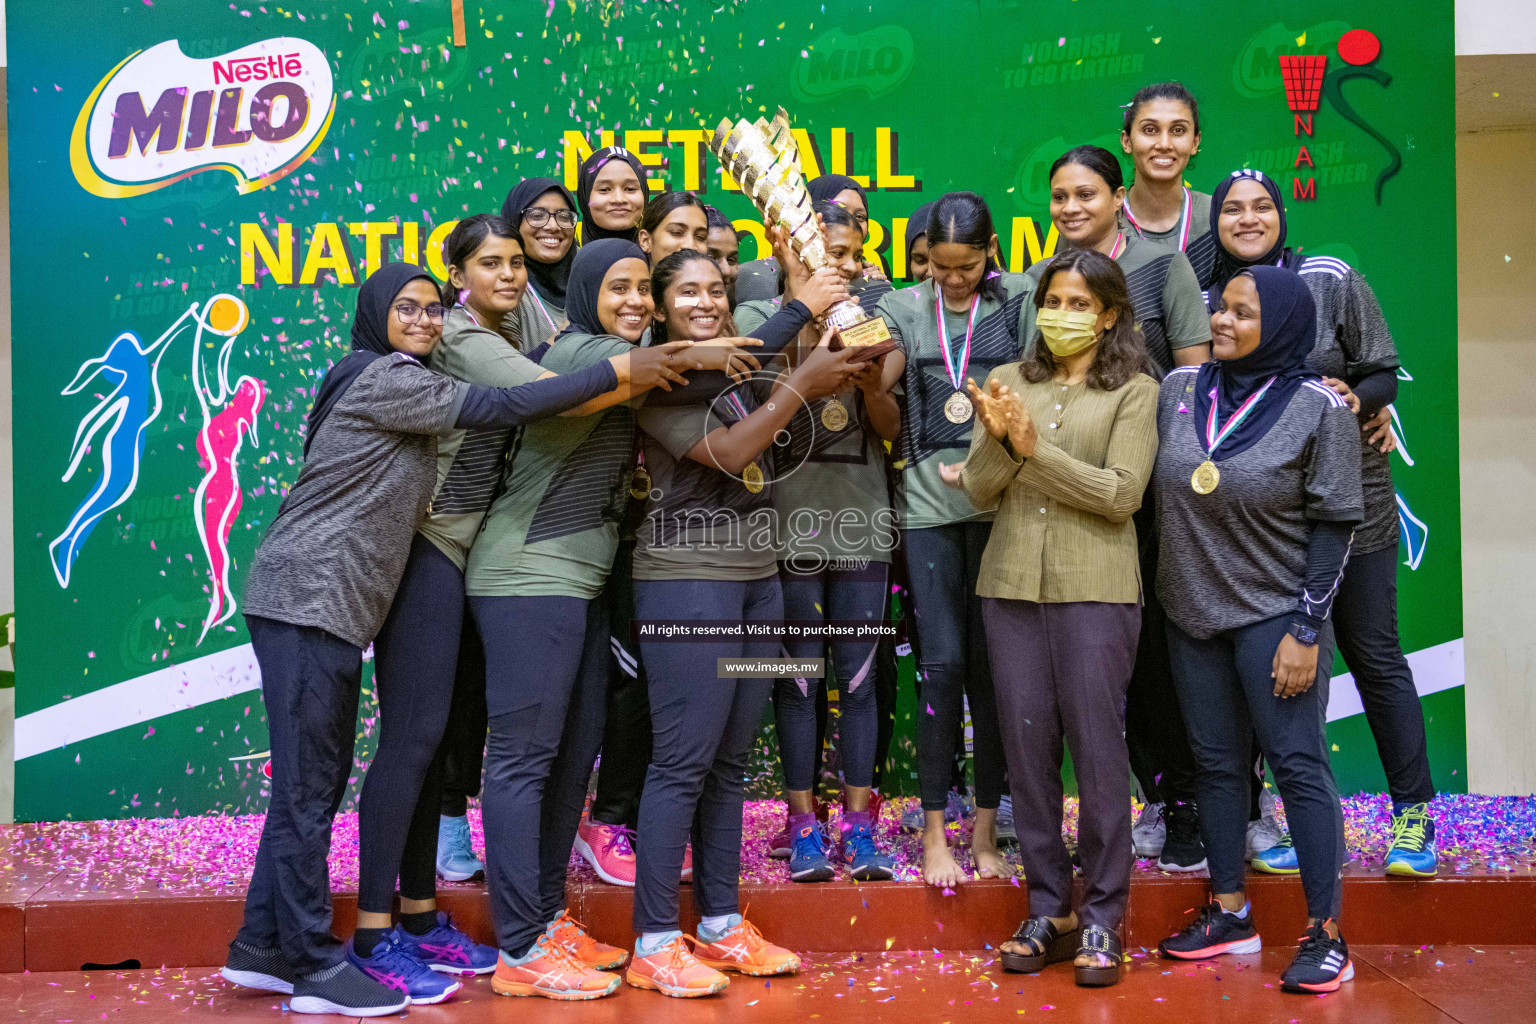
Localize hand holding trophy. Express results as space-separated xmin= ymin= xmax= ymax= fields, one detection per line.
xmin=709 ymin=107 xmax=896 ymax=361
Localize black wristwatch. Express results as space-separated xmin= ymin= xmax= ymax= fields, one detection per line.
xmin=1288 ymin=620 xmax=1320 ymax=647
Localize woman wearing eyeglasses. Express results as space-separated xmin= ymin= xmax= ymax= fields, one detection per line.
xmin=502 ymin=178 xmax=581 ymax=350
xmin=222 ymin=263 xmax=695 ymax=1017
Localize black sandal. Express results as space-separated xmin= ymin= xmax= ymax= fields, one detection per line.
xmin=1000 ymin=916 xmax=1081 ymax=973
xmin=1074 ymin=925 xmax=1123 ymax=987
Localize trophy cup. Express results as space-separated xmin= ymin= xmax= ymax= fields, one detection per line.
xmin=709 ymin=108 xmax=896 ymax=361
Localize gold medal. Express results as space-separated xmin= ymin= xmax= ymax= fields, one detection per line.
xmin=629 ymin=466 xmax=652 ymax=500
xmin=944 ymin=389 xmax=974 ymax=424
xmin=820 ymin=398 xmax=849 ymax=432
xmin=1191 ymin=459 xmax=1220 ymax=494
xmin=742 ymin=461 xmax=765 ymax=493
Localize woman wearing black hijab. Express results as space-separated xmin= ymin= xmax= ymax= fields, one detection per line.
xmin=222 ymin=262 xmax=658 ymax=1016
xmin=1207 ymin=168 xmax=1437 ymax=880
xmin=502 ymin=177 xmax=579 ymax=347
xmin=1154 ymin=265 xmax=1360 ymax=995
xmin=577 ymin=146 xmax=649 ymax=243
xmin=735 ymin=173 xmax=882 ymax=303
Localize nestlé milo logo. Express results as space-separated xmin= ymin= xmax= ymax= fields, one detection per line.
xmin=792 ymin=26 xmax=913 ymax=102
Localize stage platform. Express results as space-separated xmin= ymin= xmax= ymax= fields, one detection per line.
xmin=4 ymin=946 xmax=1532 ymax=1023
xmin=0 ymin=795 xmax=1531 ymax=973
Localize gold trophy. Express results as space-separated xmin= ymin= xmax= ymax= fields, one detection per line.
xmin=709 ymin=108 xmax=896 ymax=361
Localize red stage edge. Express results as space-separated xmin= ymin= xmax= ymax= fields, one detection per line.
xmin=10 ymin=868 xmax=1535 ymax=973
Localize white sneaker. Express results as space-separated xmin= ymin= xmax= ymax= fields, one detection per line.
xmin=1246 ymin=788 xmax=1284 ymax=859
xmin=1132 ymin=801 xmax=1166 ymax=858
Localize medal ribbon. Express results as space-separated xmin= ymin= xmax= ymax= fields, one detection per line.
xmin=935 ymin=291 xmax=980 ymax=390
xmin=1122 ymin=186 xmax=1192 ymax=251
xmin=523 ymin=284 xmax=559 ymax=335
xmin=1204 ymin=375 xmax=1278 ymax=456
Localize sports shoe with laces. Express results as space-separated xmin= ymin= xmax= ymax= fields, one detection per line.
xmin=345 ymin=933 xmax=462 ymax=1005
xmin=840 ymin=819 xmax=895 ymax=881
xmin=693 ymin=917 xmax=801 ymax=976
xmin=291 ymin=960 xmax=410 ymax=1017
xmin=1132 ymin=801 xmax=1166 ymax=858
xmin=625 ymin=936 xmax=730 ymax=997
xmin=573 ymin=814 xmax=637 ymax=886
xmin=788 ymin=818 xmax=834 ymax=882
xmin=1158 ymin=898 xmax=1262 ymax=960
xmin=994 ymin=794 xmax=1017 ymax=844
xmin=395 ymin=912 xmax=498 ymax=975
xmin=492 ymin=933 xmax=621 ymax=1000
xmin=1247 ymin=788 xmax=1285 ymax=858
xmin=1156 ymin=801 xmax=1208 ymax=872
xmin=769 ymin=798 xmax=828 ymax=858
xmin=900 ymin=789 xmax=970 ymax=833
xmin=1280 ymin=922 xmax=1353 ymax=993
xmin=1385 ymin=802 xmax=1438 ymax=877
xmin=221 ymin=940 xmax=297 ymax=993
xmin=436 ymin=814 xmax=484 ymax=882
xmin=548 ymin=909 xmax=628 ymax=970
xmin=1252 ymin=831 xmax=1301 ymax=874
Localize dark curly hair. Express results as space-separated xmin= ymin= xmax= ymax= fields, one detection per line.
xmin=1020 ymin=248 xmax=1151 ymax=391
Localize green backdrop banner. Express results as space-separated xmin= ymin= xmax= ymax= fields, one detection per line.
xmin=7 ymin=0 xmax=1461 ymax=821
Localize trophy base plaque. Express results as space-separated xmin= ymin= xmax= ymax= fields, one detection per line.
xmin=829 ymin=316 xmax=898 ymax=362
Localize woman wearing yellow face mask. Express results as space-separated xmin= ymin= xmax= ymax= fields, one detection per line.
xmin=941 ymin=248 xmax=1158 ymax=989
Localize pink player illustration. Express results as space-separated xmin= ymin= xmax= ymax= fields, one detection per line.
xmin=52 ymin=293 xmax=267 ymax=645
xmin=189 ymin=295 xmax=267 ymax=643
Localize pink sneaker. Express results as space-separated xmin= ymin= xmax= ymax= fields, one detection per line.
xmin=681 ymin=844 xmax=694 ymax=882
xmin=574 ymin=815 xmax=636 ymax=887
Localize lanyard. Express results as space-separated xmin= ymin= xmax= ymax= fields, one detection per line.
xmin=1204 ymin=375 xmax=1278 ymax=455
xmin=1123 ymin=186 xmax=1192 ymax=252
xmin=1107 ymin=231 xmax=1126 ymax=259
xmin=523 ymin=283 xmax=559 ymax=335
xmin=935 ymin=291 xmax=980 ymax=389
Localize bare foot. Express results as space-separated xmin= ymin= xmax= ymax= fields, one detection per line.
xmin=921 ymin=828 xmax=967 ymax=888
xmin=971 ymin=809 xmax=1013 ymax=879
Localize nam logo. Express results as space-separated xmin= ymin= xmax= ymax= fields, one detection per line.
xmin=1233 ymin=21 xmax=1349 ymax=98
xmin=71 ymin=37 xmax=336 ymax=199
xmin=792 ymin=26 xmax=914 ymax=102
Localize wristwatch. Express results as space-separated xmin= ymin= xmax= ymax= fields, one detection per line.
xmin=1288 ymin=620 xmax=1320 ymax=647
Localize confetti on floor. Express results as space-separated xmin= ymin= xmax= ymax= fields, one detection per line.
xmin=0 ymin=794 xmax=1529 ymax=896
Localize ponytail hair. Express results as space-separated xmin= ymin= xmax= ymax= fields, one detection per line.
xmin=640 ymin=190 xmax=707 ymax=235
xmin=649 ymin=248 xmax=736 ymax=344
xmin=1122 ymin=81 xmax=1201 ymax=135
xmin=438 ymin=214 xmax=520 ymax=305
xmin=927 ymin=191 xmax=1004 ymax=301
xmin=1048 ymin=145 xmax=1125 ymax=193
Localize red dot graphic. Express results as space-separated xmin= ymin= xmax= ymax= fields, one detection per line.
xmin=1338 ymin=29 xmax=1380 ymax=65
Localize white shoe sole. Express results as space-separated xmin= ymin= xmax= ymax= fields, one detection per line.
xmin=573 ymin=834 xmax=636 ymax=887
xmin=411 ymin=979 xmax=462 ymax=1004
xmin=436 ymin=862 xmax=484 ymax=883
xmin=220 ymin=967 xmax=294 ymax=994
xmin=428 ymin=961 xmax=498 ymax=976
xmin=1156 ymin=857 xmax=1209 ymax=873
xmin=290 ymin=995 xmax=411 ymax=1016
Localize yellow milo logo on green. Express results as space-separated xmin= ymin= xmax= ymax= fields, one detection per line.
xmin=792 ymin=26 xmax=914 ymax=101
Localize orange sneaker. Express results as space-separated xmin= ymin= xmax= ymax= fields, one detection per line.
xmin=491 ymin=934 xmax=621 ymax=1001
xmin=692 ymin=918 xmax=801 ymax=977
xmin=624 ymin=936 xmax=729 ymax=998
xmin=548 ymin=909 xmax=628 ymax=970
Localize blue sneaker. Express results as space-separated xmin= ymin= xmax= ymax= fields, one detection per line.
xmin=1385 ymin=803 xmax=1438 ymax=878
xmin=437 ymin=814 xmax=485 ymax=882
xmin=395 ymin=912 xmax=498 ymax=976
xmin=346 ymin=933 xmax=462 ymax=1005
xmin=1251 ymin=831 xmax=1300 ymax=874
xmin=841 ymin=820 xmax=895 ymax=881
xmin=789 ymin=819 xmax=834 ymax=882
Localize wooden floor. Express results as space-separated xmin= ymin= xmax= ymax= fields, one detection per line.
xmin=3 ymin=946 xmax=1529 ymax=1022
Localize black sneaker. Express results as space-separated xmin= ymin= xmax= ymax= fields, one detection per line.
xmin=1158 ymin=898 xmax=1262 ymax=960
xmin=1156 ymin=802 xmax=1208 ymax=872
xmin=290 ymin=960 xmax=410 ymax=1017
xmin=221 ymin=941 xmax=297 ymax=994
xmin=1280 ymin=922 xmax=1354 ymax=994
